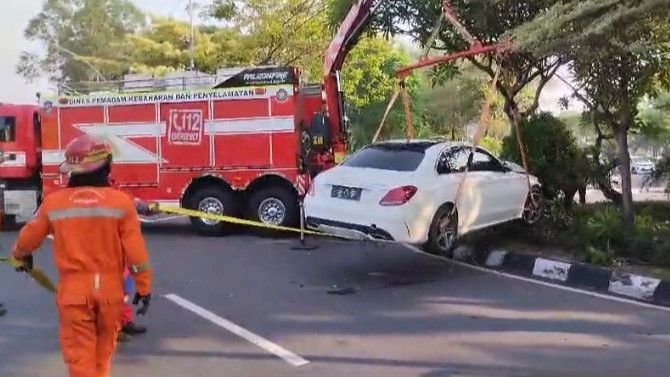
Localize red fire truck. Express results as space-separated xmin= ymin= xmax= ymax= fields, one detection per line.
xmin=1 ymin=0 xmax=378 ymax=235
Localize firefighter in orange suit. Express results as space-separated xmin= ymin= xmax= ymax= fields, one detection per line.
xmin=11 ymin=134 xmax=153 ymax=377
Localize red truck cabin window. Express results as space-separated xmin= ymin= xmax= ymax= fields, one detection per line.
xmin=0 ymin=116 xmax=16 ymax=142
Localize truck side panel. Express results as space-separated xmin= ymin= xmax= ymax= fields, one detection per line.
xmin=107 ymin=104 xmax=160 ymax=187
xmin=160 ymin=101 xmax=211 ymax=169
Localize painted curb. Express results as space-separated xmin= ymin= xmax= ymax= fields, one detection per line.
xmin=454 ymin=247 xmax=670 ymax=307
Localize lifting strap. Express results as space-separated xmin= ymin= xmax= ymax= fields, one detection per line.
xmin=401 ymin=82 xmax=415 ymax=140
xmin=447 ymin=65 xmax=502 ymax=223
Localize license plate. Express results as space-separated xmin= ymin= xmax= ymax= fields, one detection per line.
xmin=331 ymin=185 xmax=362 ymax=201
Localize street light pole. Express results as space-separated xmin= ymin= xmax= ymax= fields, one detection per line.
xmin=189 ymin=0 xmax=195 ymax=71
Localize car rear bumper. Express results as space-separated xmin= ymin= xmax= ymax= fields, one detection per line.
xmin=306 ymin=217 xmax=398 ymax=241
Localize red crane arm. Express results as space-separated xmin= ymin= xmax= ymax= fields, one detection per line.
xmin=323 ymin=0 xmax=382 ymax=78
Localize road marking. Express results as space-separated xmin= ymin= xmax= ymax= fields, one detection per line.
xmin=402 ymin=244 xmax=670 ymax=314
xmin=164 ymin=293 xmax=309 ymax=367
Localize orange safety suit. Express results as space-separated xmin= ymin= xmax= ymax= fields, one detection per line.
xmin=12 ymin=186 xmax=153 ymax=377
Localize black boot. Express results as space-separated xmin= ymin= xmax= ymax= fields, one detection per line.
xmin=122 ymin=322 xmax=147 ymax=335
xmin=0 ymin=303 xmax=6 ymax=317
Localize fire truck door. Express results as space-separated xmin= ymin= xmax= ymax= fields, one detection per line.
xmin=160 ymin=102 xmax=211 ymax=169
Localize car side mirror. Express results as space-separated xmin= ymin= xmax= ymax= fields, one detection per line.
xmin=501 ymin=161 xmax=512 ymax=173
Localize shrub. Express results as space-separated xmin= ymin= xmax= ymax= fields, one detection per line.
xmin=584 ymin=205 xmax=623 ymax=251
xmin=501 ymin=112 xmax=590 ymax=204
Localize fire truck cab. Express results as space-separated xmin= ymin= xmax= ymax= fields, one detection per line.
xmin=0 ymin=103 xmax=42 ymax=227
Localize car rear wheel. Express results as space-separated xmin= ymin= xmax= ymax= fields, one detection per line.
xmin=246 ymin=186 xmax=298 ymax=229
xmin=186 ymin=186 xmax=239 ymax=236
xmin=521 ymin=186 xmax=544 ymax=225
xmin=425 ymin=204 xmax=458 ymax=256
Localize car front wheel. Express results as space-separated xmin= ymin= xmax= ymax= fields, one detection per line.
xmin=521 ymin=186 xmax=544 ymax=225
xmin=425 ymin=204 xmax=458 ymax=256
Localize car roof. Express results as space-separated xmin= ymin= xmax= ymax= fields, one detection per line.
xmin=370 ymin=139 xmax=467 ymax=152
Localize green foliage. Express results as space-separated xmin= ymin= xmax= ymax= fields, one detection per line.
xmin=206 ymin=0 xmax=331 ymax=81
xmin=501 ymin=112 xmax=589 ymax=201
xmin=329 ymin=0 xmax=564 ymax=125
xmin=479 ymin=136 xmax=502 ymax=157
xmin=342 ymin=37 xmax=425 ymax=150
xmin=19 ymin=0 xmax=331 ymax=84
xmin=513 ymin=0 xmax=670 ymax=229
xmin=420 ymin=63 xmax=489 ymax=140
xmin=18 ymin=0 xmax=144 ymax=83
xmin=585 ymin=205 xmax=622 ymax=246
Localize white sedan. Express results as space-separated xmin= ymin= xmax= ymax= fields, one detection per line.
xmin=304 ymin=140 xmax=543 ymax=255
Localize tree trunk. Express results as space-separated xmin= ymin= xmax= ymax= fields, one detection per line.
xmin=614 ymin=126 xmax=635 ymax=232
xmin=592 ymin=119 xmax=623 ymax=204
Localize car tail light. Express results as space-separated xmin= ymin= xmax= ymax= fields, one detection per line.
xmin=379 ymin=186 xmax=417 ymax=206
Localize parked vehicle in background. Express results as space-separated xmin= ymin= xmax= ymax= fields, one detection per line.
xmin=631 ymin=157 xmax=655 ymax=174
xmin=304 ymin=140 xmax=543 ymax=255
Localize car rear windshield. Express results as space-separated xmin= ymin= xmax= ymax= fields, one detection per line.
xmin=342 ymin=145 xmax=427 ymax=172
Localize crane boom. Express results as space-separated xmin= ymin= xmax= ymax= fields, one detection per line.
xmin=321 ymin=0 xmax=383 ymax=159
xmin=324 ymin=0 xmax=382 ymax=77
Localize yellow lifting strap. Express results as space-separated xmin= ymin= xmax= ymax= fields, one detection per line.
xmin=401 ymin=82 xmax=415 ymax=140
xmin=0 ymin=257 xmax=57 ymax=293
xmin=372 ymin=86 xmax=401 ymax=143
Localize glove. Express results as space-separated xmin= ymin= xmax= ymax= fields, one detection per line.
xmin=135 ymin=199 xmax=159 ymax=216
xmin=132 ymin=292 xmax=151 ymax=316
xmin=14 ymin=255 xmax=33 ymax=273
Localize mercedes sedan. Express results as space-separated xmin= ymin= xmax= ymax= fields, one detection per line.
xmin=304 ymin=140 xmax=543 ymax=255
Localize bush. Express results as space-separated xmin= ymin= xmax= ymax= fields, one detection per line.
xmin=501 ymin=112 xmax=589 ymax=203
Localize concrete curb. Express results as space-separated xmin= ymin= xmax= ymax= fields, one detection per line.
xmin=454 ymin=246 xmax=670 ymax=307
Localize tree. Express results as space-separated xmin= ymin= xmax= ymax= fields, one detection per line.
xmin=330 ymin=0 xmax=564 ymax=136
xmin=513 ymin=0 xmax=670 ymax=231
xmin=205 ymin=0 xmax=332 ymax=81
xmin=17 ymin=0 xmax=144 ymax=84
xmin=340 ymin=37 xmax=424 ymax=150
xmin=120 ymin=18 xmax=245 ymax=76
xmin=421 ymin=64 xmax=488 ymax=140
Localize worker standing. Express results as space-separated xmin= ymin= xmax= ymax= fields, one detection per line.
xmin=11 ymin=134 xmax=153 ymax=377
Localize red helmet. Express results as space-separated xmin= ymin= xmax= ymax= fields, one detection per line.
xmin=59 ymin=134 xmax=113 ymax=175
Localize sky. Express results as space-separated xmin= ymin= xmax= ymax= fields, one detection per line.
xmin=1 ymin=0 xmax=580 ymax=113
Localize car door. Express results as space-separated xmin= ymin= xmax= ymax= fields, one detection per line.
xmin=435 ymin=146 xmax=488 ymax=233
xmin=470 ymin=148 xmax=527 ymax=224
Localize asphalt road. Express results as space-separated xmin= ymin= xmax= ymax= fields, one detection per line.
xmin=1 ymin=223 xmax=669 ymax=377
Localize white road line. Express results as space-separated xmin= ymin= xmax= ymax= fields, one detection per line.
xmin=402 ymin=244 xmax=670 ymax=314
xmin=164 ymin=293 xmax=310 ymax=367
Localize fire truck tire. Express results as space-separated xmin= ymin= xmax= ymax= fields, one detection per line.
xmin=186 ymin=186 xmax=239 ymax=237
xmin=246 ymin=187 xmax=298 ymax=231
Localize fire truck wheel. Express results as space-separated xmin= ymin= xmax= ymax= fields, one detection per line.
xmin=247 ymin=187 xmax=298 ymax=230
xmin=186 ymin=186 xmax=239 ymax=237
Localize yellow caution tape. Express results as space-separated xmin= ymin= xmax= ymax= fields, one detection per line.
xmin=0 ymin=257 xmax=57 ymax=293
xmin=152 ymin=204 xmax=329 ymax=237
